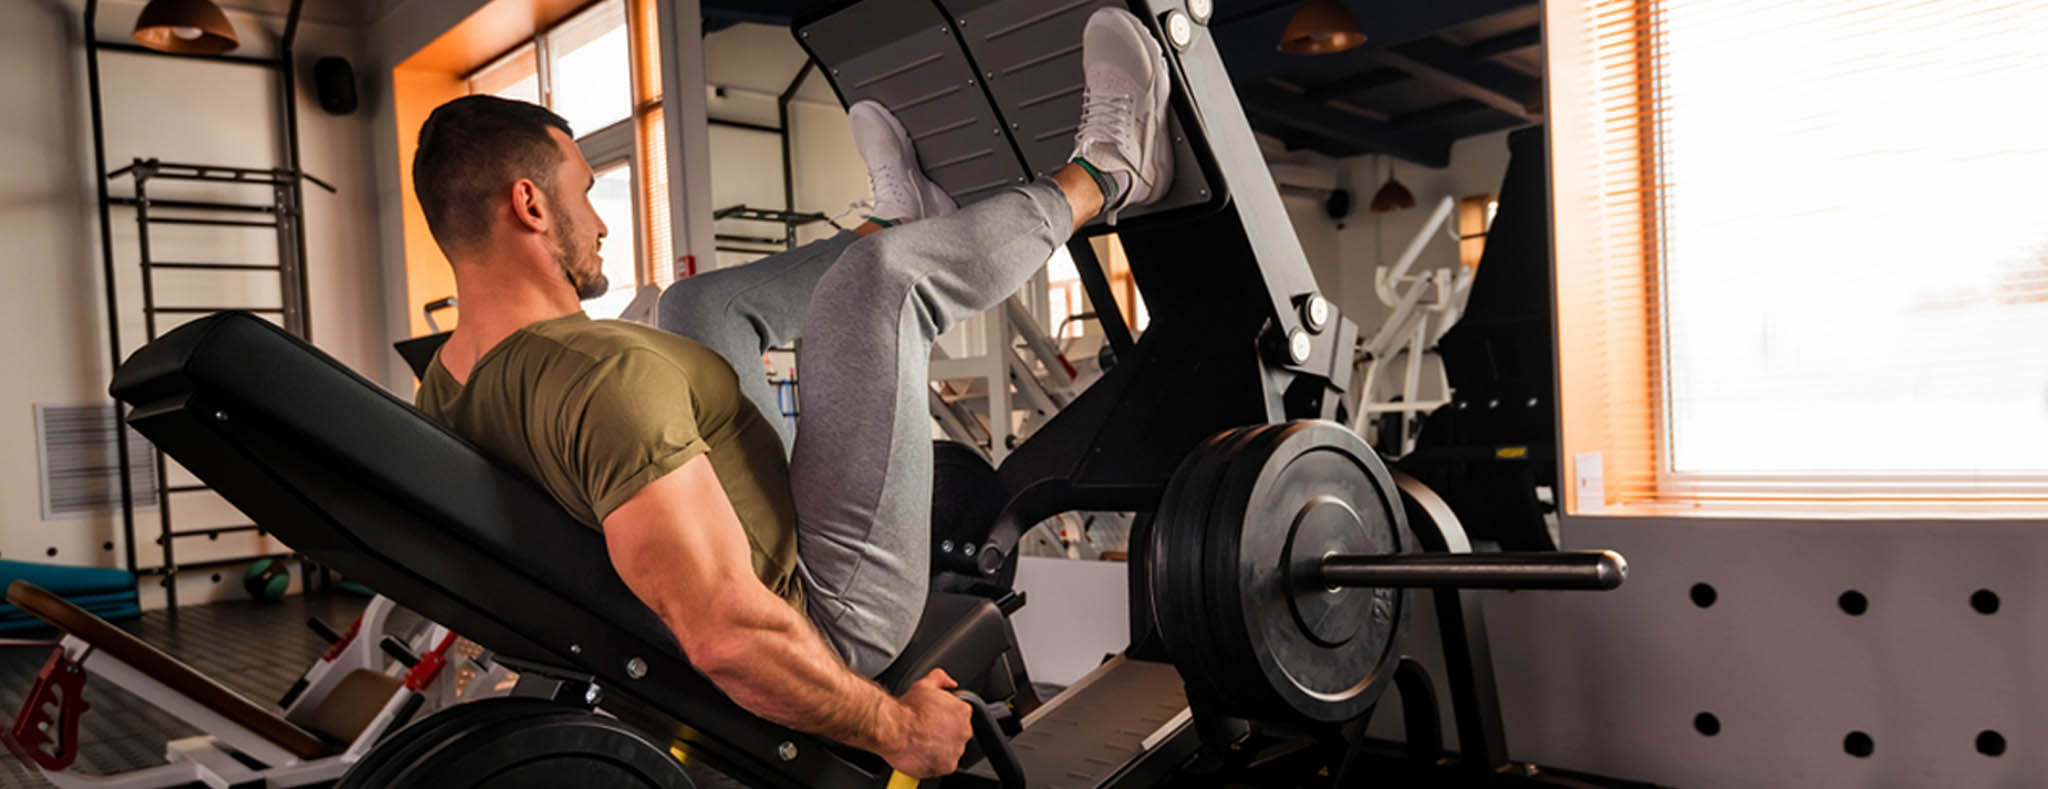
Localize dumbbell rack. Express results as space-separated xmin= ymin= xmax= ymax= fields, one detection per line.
xmin=82 ymin=0 xmax=328 ymax=614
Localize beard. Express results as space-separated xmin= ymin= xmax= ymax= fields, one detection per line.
xmin=550 ymin=202 xmax=609 ymax=300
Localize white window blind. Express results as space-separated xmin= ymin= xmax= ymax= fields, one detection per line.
xmin=1650 ymin=0 xmax=2048 ymax=504
xmin=1549 ymin=0 xmax=2048 ymax=512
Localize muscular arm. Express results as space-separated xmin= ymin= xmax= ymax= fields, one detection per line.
xmin=601 ymin=455 xmax=919 ymax=759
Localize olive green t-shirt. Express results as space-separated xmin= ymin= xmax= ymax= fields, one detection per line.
xmin=415 ymin=313 xmax=804 ymax=611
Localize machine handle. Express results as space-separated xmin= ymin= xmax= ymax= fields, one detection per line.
xmin=379 ymin=635 xmax=420 ymax=668
xmin=306 ymin=616 xmax=341 ymax=644
xmin=1316 ymin=550 xmax=1627 ymax=590
xmin=954 ymin=690 xmax=1025 ymax=789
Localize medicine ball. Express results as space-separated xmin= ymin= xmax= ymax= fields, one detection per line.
xmin=314 ymin=57 xmax=358 ymax=115
xmin=243 ymin=558 xmax=290 ymax=600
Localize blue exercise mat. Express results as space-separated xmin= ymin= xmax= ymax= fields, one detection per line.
xmin=0 ymin=559 xmax=139 ymax=631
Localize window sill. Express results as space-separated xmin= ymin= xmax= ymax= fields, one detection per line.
xmin=1578 ymin=498 xmax=2048 ymax=520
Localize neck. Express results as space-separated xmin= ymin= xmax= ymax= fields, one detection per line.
xmin=439 ymin=248 xmax=582 ymax=382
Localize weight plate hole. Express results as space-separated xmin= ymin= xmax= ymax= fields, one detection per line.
xmin=1838 ymin=590 xmax=1868 ymax=616
xmin=1693 ymin=712 xmax=1720 ymax=737
xmin=1689 ymin=583 xmax=1716 ymax=608
xmin=1843 ymin=731 xmax=1874 ymax=758
xmin=1970 ymin=589 xmax=1999 ymax=615
xmin=1976 ymin=730 xmax=2005 ymax=757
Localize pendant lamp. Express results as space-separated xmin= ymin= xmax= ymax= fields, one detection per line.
xmin=1368 ymin=159 xmax=1415 ymax=213
xmin=133 ymin=0 xmax=239 ymax=55
xmin=1278 ymin=0 xmax=1366 ymax=55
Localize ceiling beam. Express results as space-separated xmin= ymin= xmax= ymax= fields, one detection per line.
xmin=1238 ymin=84 xmax=1451 ymax=166
xmin=1392 ymin=98 xmax=1492 ymax=130
xmin=1466 ymin=25 xmax=1541 ymax=62
xmin=1212 ymin=0 xmax=1537 ymax=84
xmin=1304 ymin=67 xmax=1410 ymax=102
xmin=1368 ymin=38 xmax=1542 ymax=122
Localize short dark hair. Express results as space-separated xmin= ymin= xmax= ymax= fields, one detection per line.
xmin=412 ymin=95 xmax=574 ymax=256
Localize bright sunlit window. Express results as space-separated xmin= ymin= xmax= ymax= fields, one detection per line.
xmin=1549 ymin=0 xmax=2048 ymax=511
xmin=584 ymin=163 xmax=641 ymax=318
xmin=1654 ymin=0 xmax=2048 ymax=479
xmin=548 ymin=0 xmax=632 ymax=135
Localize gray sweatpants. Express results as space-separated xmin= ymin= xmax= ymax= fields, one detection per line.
xmin=659 ymin=180 xmax=1073 ymax=675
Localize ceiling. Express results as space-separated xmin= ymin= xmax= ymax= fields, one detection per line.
xmin=1215 ymin=0 xmax=1542 ymax=165
xmin=217 ymin=0 xmax=405 ymax=28
xmin=247 ymin=0 xmax=1540 ymax=167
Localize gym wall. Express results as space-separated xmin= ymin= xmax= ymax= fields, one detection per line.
xmin=1329 ymin=129 xmax=1514 ymax=334
xmin=0 ymin=1 xmax=381 ymax=608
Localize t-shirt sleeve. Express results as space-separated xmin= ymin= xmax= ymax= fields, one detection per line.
xmin=554 ymin=348 xmax=712 ymax=524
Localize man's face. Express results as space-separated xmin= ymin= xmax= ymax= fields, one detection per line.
xmin=544 ymin=128 xmax=610 ymax=300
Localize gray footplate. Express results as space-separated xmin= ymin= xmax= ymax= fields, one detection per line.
xmin=973 ymin=655 xmax=1192 ymax=787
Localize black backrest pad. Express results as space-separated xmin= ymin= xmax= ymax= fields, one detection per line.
xmin=109 ymin=313 xmax=882 ymax=789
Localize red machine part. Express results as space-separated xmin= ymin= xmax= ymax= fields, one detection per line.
xmin=320 ymin=613 xmax=365 ymax=662
xmin=6 ymin=647 xmax=88 ymax=772
xmin=403 ymin=633 xmax=460 ymax=692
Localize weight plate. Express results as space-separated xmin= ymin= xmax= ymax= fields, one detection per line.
xmin=1150 ymin=425 xmax=1262 ymax=709
xmin=406 ymin=708 xmax=693 ymax=788
xmin=1198 ymin=422 xmax=1299 ymax=718
xmin=1172 ymin=421 xmax=1410 ymax=724
xmin=340 ymin=698 xmax=571 ymax=789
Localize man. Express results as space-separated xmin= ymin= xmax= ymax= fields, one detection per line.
xmin=409 ymin=8 xmax=1171 ymax=778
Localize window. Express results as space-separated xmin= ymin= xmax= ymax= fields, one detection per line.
xmin=1456 ymin=194 xmax=1496 ymax=270
xmin=1044 ymin=234 xmax=1149 ymax=344
xmin=583 ymin=162 xmax=640 ymax=318
xmin=546 ymin=0 xmax=632 ymax=134
xmin=1549 ymin=0 xmax=2048 ymax=512
xmin=463 ymin=0 xmax=673 ymax=312
xmin=471 ymin=44 xmax=539 ymax=104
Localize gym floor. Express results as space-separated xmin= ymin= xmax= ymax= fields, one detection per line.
xmin=0 ymin=593 xmax=381 ymax=788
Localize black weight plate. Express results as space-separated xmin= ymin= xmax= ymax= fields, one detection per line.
xmin=408 ymin=708 xmax=693 ymax=788
xmin=340 ymin=698 xmax=572 ymax=789
xmin=1197 ymin=422 xmax=1296 ymax=718
xmin=1150 ymin=424 xmax=1253 ymax=706
xmin=1150 ymin=425 xmax=1262 ymax=709
xmin=1208 ymin=421 xmax=1409 ymax=724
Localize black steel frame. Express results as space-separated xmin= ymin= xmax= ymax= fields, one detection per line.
xmin=706 ymin=59 xmax=825 ymax=255
xmin=83 ymin=0 xmax=330 ymax=614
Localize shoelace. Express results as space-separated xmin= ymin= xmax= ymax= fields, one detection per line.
xmin=1075 ymin=87 xmax=1139 ymax=174
xmin=830 ymin=198 xmax=875 ymax=228
xmin=867 ymin=157 xmax=917 ymax=218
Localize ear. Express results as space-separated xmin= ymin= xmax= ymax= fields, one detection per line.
xmin=510 ymin=178 xmax=549 ymax=234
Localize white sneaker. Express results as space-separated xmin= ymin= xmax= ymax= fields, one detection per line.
xmin=1070 ymin=7 xmax=1174 ymax=224
xmin=848 ymin=100 xmax=957 ymax=224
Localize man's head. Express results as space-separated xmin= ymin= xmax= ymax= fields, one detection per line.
xmin=413 ymin=95 xmax=609 ymax=299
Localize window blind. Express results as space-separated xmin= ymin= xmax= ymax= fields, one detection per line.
xmin=1552 ymin=0 xmax=2048 ymax=512
xmin=1549 ymin=0 xmax=1663 ymax=510
xmin=630 ymin=0 xmax=675 ymax=287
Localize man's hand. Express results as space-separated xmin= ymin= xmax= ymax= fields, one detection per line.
xmin=878 ymin=670 xmax=974 ymax=778
xmin=604 ymin=458 xmax=972 ymax=771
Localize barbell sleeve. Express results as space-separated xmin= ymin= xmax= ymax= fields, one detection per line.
xmin=1315 ymin=550 xmax=1628 ymax=590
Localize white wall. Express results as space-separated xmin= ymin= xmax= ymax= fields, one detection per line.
xmin=702 ymin=21 xmax=866 ymax=264
xmin=1 ymin=1 xmax=380 ymax=606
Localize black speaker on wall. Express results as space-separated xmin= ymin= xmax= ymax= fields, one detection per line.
xmin=314 ymin=56 xmax=357 ymax=115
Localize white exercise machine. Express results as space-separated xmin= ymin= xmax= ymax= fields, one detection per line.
xmin=3 ymin=586 xmax=505 ymax=788
xmin=1352 ymin=195 xmax=1476 ymax=455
